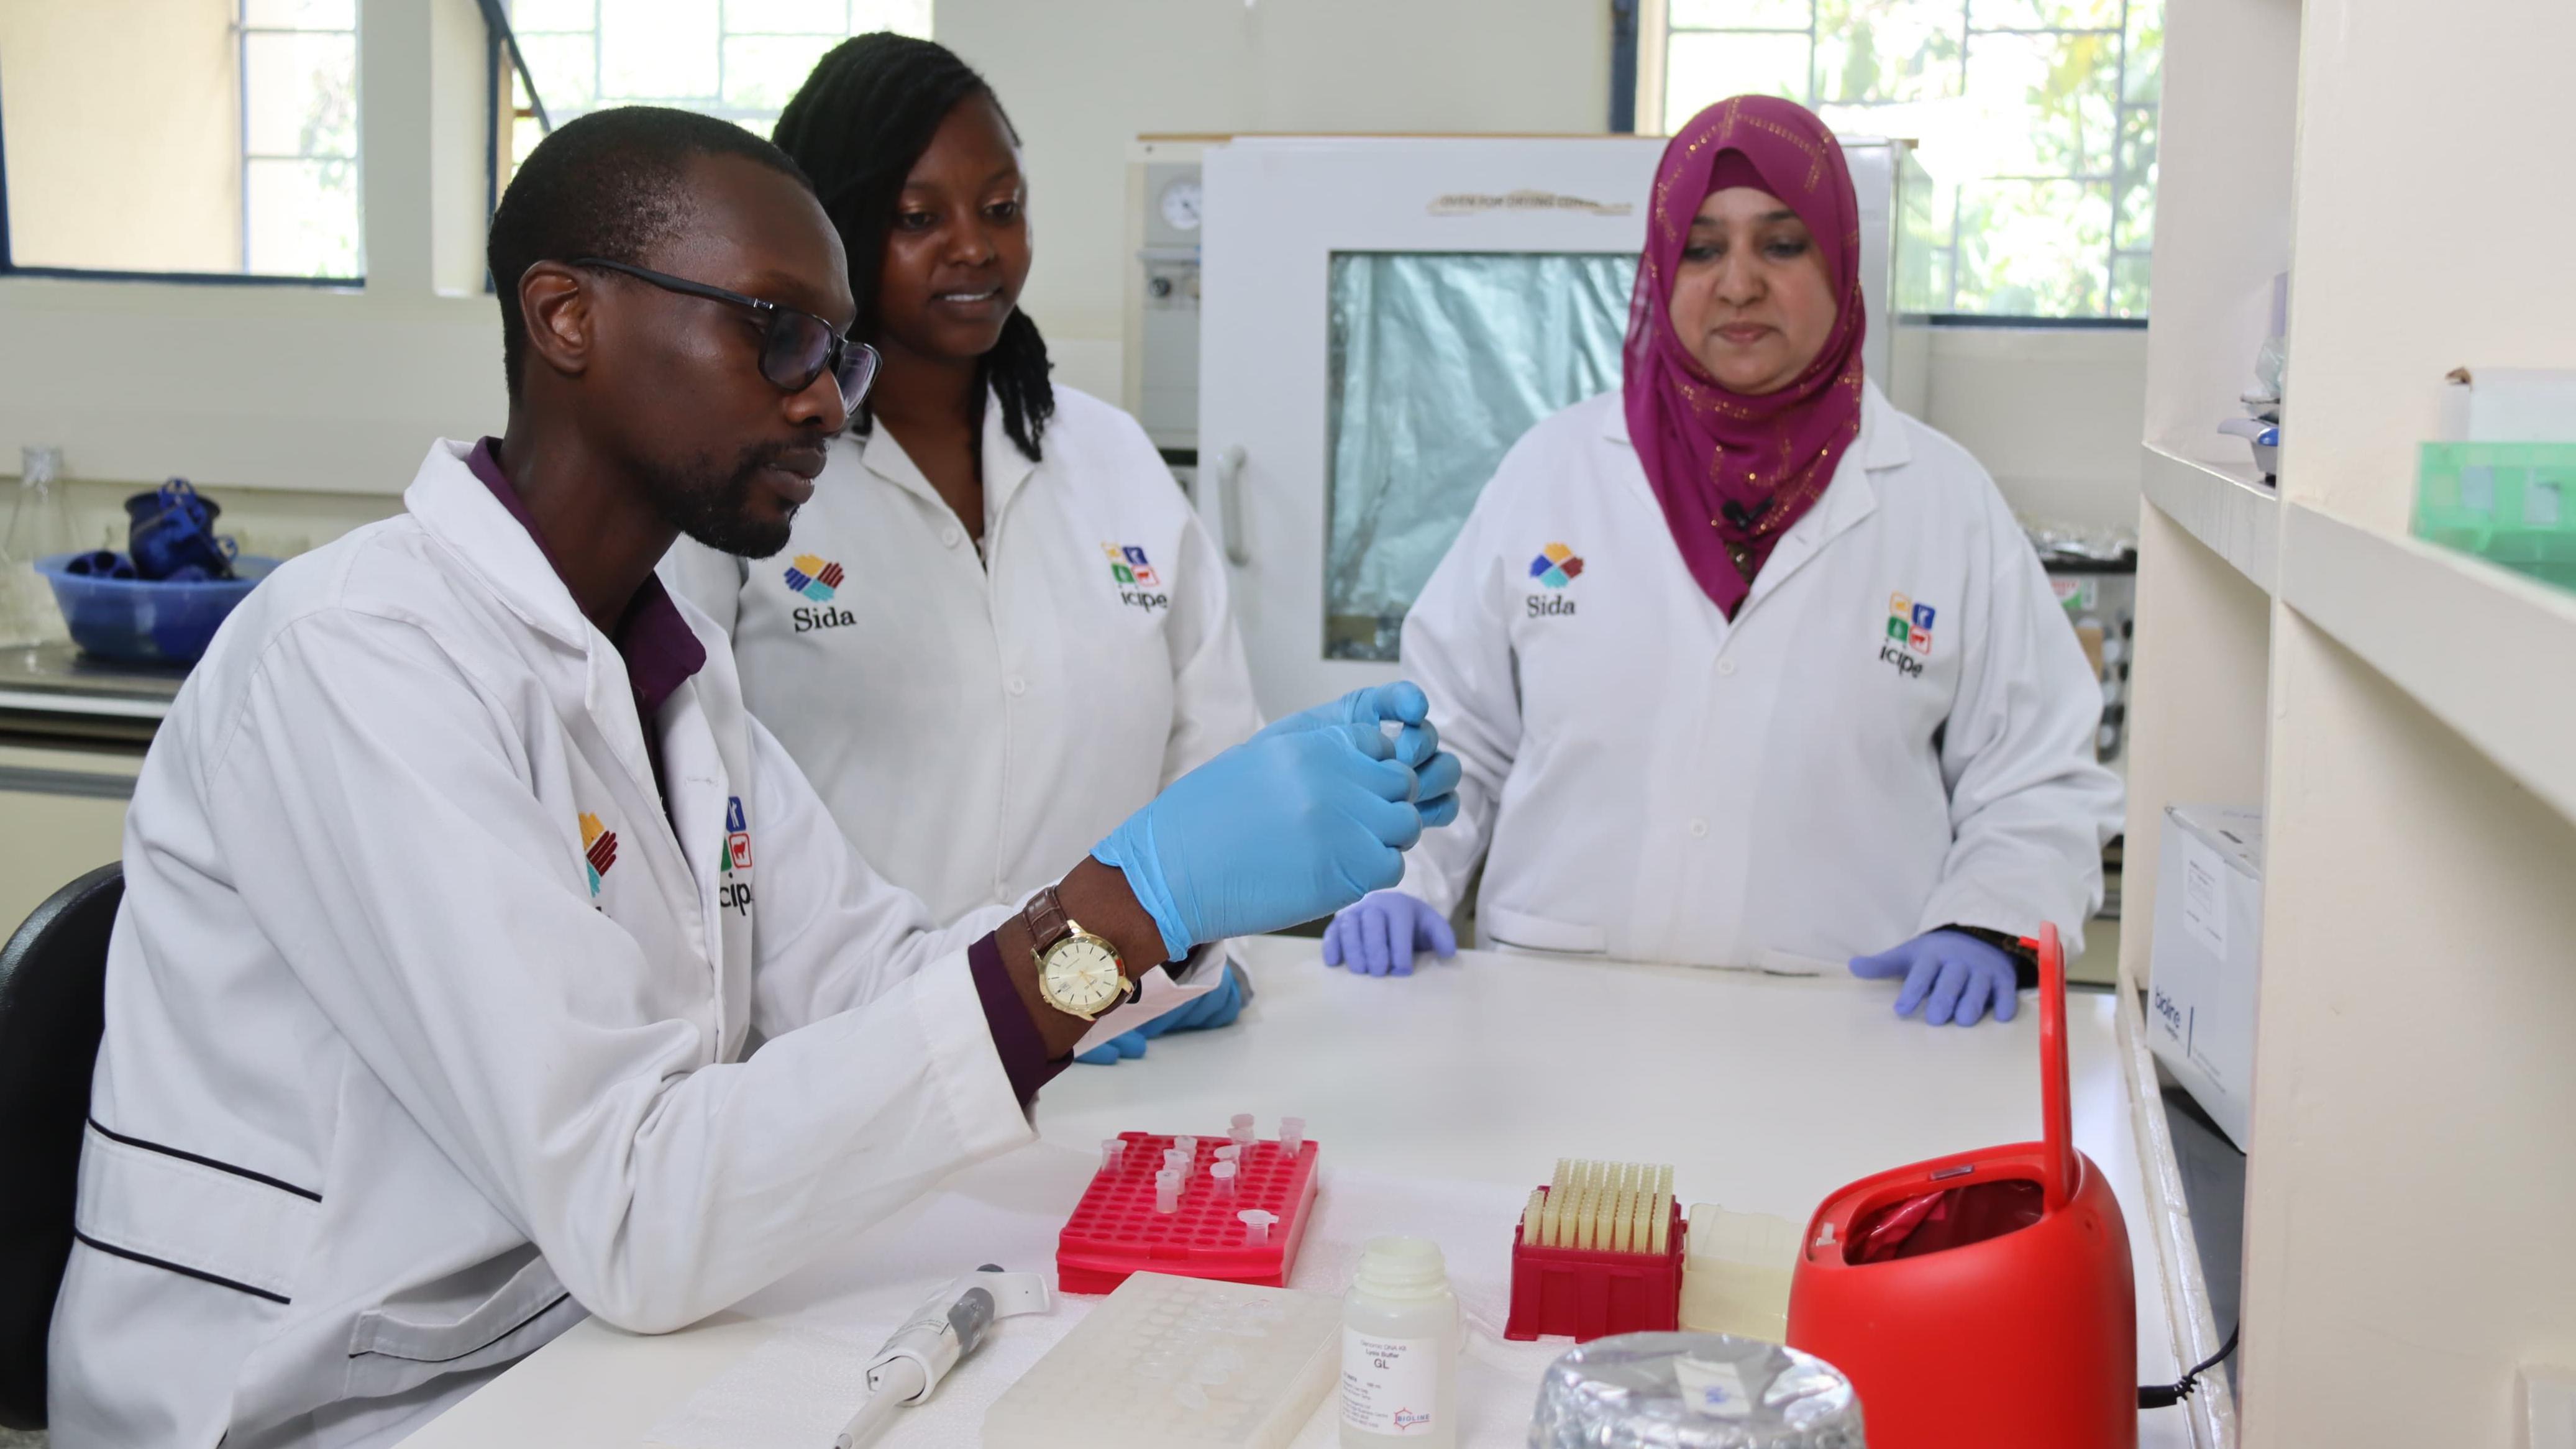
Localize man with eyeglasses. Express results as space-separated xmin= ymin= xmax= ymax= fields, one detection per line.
xmin=45 ymin=107 xmax=1458 ymax=1449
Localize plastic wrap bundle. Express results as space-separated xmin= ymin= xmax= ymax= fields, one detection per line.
xmin=1528 ymin=1332 xmax=1863 ymax=1448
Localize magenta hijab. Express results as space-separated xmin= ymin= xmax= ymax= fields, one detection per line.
xmin=1624 ymin=95 xmax=1867 ymax=618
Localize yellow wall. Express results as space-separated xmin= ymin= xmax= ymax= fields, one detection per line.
xmin=2 ymin=0 xmax=242 ymax=272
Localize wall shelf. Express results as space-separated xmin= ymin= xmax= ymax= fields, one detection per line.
xmin=2280 ymin=504 xmax=2576 ymax=825
xmin=2141 ymin=445 xmax=2279 ymax=595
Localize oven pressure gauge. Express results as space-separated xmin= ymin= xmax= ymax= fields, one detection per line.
xmin=1159 ymin=176 xmax=1204 ymax=232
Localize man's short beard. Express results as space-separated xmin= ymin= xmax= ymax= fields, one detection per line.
xmin=634 ymin=439 xmax=803 ymax=558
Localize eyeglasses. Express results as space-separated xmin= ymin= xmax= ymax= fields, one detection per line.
xmin=570 ymin=257 xmax=879 ymax=414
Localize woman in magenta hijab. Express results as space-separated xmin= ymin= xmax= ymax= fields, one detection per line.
xmin=1320 ymin=96 xmax=2122 ymax=1028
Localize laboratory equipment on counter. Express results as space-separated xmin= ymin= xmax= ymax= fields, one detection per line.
xmin=828 ymin=1265 xmax=1052 ymax=1449
xmin=1340 ymin=1236 xmax=1459 ymax=1448
xmin=1786 ymin=923 xmax=2137 ymax=1449
xmin=1 ymin=446 xmax=74 ymax=648
xmin=1059 ymin=1121 xmax=1320 ymax=1293
xmin=1505 ymin=1159 xmax=1686 ymax=1342
xmin=1197 ymin=133 xmax=1931 ymax=717
xmin=1677 ymin=1206 xmax=1801 ymax=1343
xmin=1528 ymin=1333 xmax=1864 ymax=1448
xmin=37 ymin=554 xmax=276 ymax=665
xmin=2147 ymin=806 xmax=2263 ymax=1151
xmin=984 ymin=1271 xmax=1341 ymax=1449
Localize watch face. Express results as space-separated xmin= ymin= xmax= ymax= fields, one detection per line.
xmin=1044 ymin=936 xmax=1126 ymax=1015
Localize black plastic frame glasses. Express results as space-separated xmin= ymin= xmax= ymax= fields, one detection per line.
xmin=570 ymin=257 xmax=879 ymax=413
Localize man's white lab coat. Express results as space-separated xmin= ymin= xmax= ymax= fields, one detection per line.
xmin=662 ymin=385 xmax=1264 ymax=923
xmin=47 ymin=442 xmax=1031 ymax=1448
xmin=1395 ymin=383 xmax=2122 ymax=965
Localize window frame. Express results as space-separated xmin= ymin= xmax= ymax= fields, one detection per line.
xmin=1635 ymin=0 xmax=2159 ymax=327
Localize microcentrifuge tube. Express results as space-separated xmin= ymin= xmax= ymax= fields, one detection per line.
xmin=1213 ymin=1144 xmax=1241 ymax=1164
xmin=1100 ymin=1138 xmax=1126 ymax=1172
xmin=1163 ymin=1149 xmax=1191 ymax=1177
xmin=1156 ymin=1170 xmax=1181 ymax=1214
xmin=1239 ymin=1209 xmax=1277 ymax=1244
xmin=1279 ymin=1117 xmax=1306 ymax=1156
xmin=1230 ymin=1112 xmax=1256 ymax=1146
xmin=1210 ymin=1161 xmax=1238 ymax=1198
xmin=1174 ymin=1135 xmax=1199 ymax=1158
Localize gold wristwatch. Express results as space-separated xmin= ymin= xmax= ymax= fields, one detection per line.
xmin=1023 ymin=885 xmax=1135 ymax=1022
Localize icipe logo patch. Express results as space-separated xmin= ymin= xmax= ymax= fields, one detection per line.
xmin=1879 ymin=591 xmax=1935 ymax=678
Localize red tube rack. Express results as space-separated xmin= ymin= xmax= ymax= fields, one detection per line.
xmin=1503 ymin=1192 xmax=1688 ymax=1341
xmin=1056 ymin=1130 xmax=1321 ymax=1295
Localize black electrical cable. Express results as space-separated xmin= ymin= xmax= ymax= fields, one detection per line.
xmin=2139 ymin=1327 xmax=2240 ymax=1409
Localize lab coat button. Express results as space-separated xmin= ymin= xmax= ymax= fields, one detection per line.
xmin=941 ymin=525 xmax=964 ymax=548
xmin=1689 ymin=818 xmax=1710 ymax=838
xmin=1007 ymin=675 xmax=1029 ymax=697
xmin=1716 ymin=659 xmax=1737 ymax=677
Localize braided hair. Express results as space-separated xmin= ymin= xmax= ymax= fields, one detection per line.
xmin=773 ymin=34 xmax=1054 ymax=462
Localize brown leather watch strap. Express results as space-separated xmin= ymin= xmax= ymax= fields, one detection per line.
xmin=1023 ymin=885 xmax=1072 ymax=961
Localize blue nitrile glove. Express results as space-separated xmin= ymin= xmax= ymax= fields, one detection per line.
xmin=1259 ymin=682 xmax=1463 ymax=829
xmin=1074 ymin=1030 xmax=1147 ymax=1065
xmin=1848 ymin=930 xmax=2022 ymax=1026
xmin=1094 ymin=711 xmax=1426 ymax=961
xmin=1322 ymin=890 xmax=1458 ymax=977
xmin=1074 ymin=966 xmax=1248 ymax=1066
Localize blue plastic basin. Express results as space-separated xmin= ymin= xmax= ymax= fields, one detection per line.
xmin=36 ymin=553 xmax=279 ymax=665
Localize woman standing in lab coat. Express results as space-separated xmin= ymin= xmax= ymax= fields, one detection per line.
xmin=664 ymin=36 xmax=1262 ymax=1058
xmin=1322 ymin=96 xmax=2122 ymax=1026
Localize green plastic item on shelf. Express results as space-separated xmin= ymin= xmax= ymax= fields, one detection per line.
xmin=2414 ymin=441 xmax=2576 ymax=588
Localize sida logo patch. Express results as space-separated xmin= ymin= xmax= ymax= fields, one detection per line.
xmin=715 ymin=795 xmax=754 ymax=916
xmin=1879 ymin=591 xmax=1936 ymax=678
xmin=785 ymin=552 xmax=859 ymax=634
xmin=578 ymin=811 xmax=618 ymax=898
xmin=1102 ymin=542 xmax=1169 ymax=613
xmin=1525 ymin=541 xmax=1584 ymax=618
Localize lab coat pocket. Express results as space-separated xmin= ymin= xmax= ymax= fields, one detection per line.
xmin=74 ymin=1120 xmax=320 ymax=1306
xmin=342 ymin=1244 xmax=581 ymax=1397
xmin=1480 ymin=904 xmax=1608 ymax=955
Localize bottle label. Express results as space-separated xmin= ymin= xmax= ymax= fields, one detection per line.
xmin=1341 ymin=1327 xmax=1442 ymax=1434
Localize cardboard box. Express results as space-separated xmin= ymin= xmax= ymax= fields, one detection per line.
xmin=2147 ymin=805 xmax=2263 ymax=1151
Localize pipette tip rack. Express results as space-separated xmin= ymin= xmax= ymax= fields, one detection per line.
xmin=1504 ymin=1159 xmax=1687 ymax=1342
xmin=1058 ymin=1126 xmax=1320 ymax=1295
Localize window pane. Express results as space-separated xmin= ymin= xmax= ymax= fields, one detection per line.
xmin=726 ymin=0 xmax=849 ymax=31
xmin=600 ymin=0 xmax=720 ymax=101
xmin=242 ymin=32 xmax=359 ymax=158
xmin=1970 ymin=0 xmax=2121 ymax=30
xmin=1814 ymin=0 xmax=1960 ymax=105
xmin=1669 ymin=0 xmax=1812 ymax=29
xmin=2114 ymin=104 xmax=2157 ymax=249
xmin=1664 ymin=31 xmax=1812 ymax=132
xmin=1325 ymin=253 xmax=1632 ymax=660
xmin=1952 ymin=178 xmax=2110 ymax=316
xmin=2123 ymin=1 xmax=2163 ymax=103
xmin=723 ymin=35 xmax=843 ymax=114
xmin=519 ymin=34 xmax=602 ymax=111
xmin=1963 ymin=29 xmax=2117 ymax=178
xmin=509 ymin=0 xmax=598 ymax=30
xmin=851 ymin=0 xmax=934 ymax=31
xmin=2110 ymin=254 xmax=2151 ymax=318
xmin=3 ymin=0 xmax=361 ymax=278
xmin=244 ymin=157 xmax=360 ymax=278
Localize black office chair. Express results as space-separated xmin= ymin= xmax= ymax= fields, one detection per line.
xmin=0 ymin=863 xmax=122 ymax=1430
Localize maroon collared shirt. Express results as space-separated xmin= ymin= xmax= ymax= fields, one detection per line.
xmin=463 ymin=438 xmax=1063 ymax=1104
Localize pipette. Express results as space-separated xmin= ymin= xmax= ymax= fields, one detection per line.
xmin=828 ymin=1265 xmax=1051 ymax=1448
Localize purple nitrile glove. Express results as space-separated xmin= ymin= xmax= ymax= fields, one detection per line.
xmin=1321 ymin=890 xmax=1458 ymax=978
xmin=1848 ymin=929 xmax=2021 ymax=1026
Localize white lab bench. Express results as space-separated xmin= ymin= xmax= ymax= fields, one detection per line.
xmin=395 ymin=936 xmax=2232 ymax=1448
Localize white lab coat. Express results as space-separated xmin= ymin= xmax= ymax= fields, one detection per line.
xmin=47 ymin=442 xmax=1033 ymax=1449
xmin=1397 ymin=383 xmax=2121 ymax=966
xmin=662 ymin=385 xmax=1263 ymax=923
